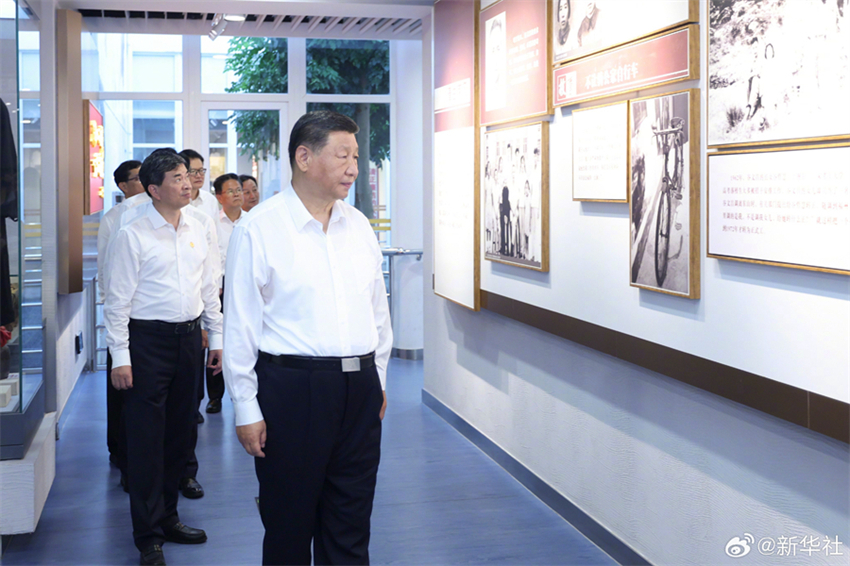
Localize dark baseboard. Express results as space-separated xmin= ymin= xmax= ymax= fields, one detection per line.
xmin=422 ymin=389 xmax=652 ymax=566
xmin=481 ymin=291 xmax=849 ymax=444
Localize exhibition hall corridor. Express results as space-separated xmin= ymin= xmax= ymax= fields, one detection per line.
xmin=2 ymin=359 xmax=617 ymax=566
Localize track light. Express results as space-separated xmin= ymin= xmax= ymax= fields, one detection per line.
xmin=209 ymin=13 xmax=228 ymax=40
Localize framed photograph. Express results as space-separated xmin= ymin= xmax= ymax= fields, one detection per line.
xmin=480 ymin=0 xmax=551 ymax=126
xmin=707 ymin=144 xmax=850 ymax=275
xmin=554 ymin=25 xmax=699 ymax=108
xmin=551 ymin=0 xmax=696 ymax=65
xmin=628 ymin=89 xmax=700 ymax=298
xmin=482 ymin=121 xmax=549 ymax=272
xmin=572 ymin=100 xmax=628 ymax=202
xmin=707 ymin=0 xmax=850 ymax=148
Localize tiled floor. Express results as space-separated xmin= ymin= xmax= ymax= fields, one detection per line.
xmin=3 ymin=359 xmax=617 ymax=565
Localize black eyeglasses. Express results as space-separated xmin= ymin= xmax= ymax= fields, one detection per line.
xmin=187 ymin=168 xmax=207 ymax=176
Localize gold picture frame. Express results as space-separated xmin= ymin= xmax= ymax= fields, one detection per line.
xmin=482 ymin=121 xmax=550 ymax=272
xmin=628 ymin=88 xmax=700 ymax=298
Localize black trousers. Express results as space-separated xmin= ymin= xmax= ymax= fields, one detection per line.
xmin=106 ymin=350 xmax=127 ymax=473
xmin=255 ymin=354 xmax=383 ymax=566
xmin=125 ymin=319 xmax=201 ymax=551
xmin=184 ymin=347 xmax=203 ymax=481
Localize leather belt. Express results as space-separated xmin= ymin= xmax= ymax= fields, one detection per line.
xmin=259 ymin=351 xmax=375 ymax=373
xmin=129 ymin=316 xmax=201 ymax=335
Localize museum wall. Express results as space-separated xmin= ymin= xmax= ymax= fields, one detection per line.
xmin=423 ymin=1 xmax=849 ymax=564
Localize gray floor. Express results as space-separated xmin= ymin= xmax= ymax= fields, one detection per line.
xmin=3 ymin=358 xmax=618 ymax=565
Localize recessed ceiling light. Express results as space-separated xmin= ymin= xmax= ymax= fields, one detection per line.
xmin=223 ymin=14 xmax=245 ymax=22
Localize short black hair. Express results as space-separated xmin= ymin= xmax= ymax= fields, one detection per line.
xmin=113 ymin=160 xmax=142 ymax=186
xmin=178 ymin=149 xmax=204 ymax=165
xmin=239 ymin=174 xmax=258 ymax=187
xmin=213 ymin=173 xmax=241 ymax=195
xmin=288 ymin=111 xmax=359 ymax=167
xmin=139 ymin=150 xmax=188 ymax=196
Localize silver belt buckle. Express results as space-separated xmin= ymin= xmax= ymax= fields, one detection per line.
xmin=341 ymin=357 xmax=361 ymax=372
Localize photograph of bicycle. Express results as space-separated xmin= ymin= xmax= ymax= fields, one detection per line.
xmin=629 ymin=90 xmax=699 ymax=298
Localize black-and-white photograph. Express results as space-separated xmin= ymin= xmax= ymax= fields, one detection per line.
xmin=629 ymin=90 xmax=698 ymax=298
xmin=484 ymin=11 xmax=507 ymax=112
xmin=708 ymin=0 xmax=850 ymax=146
xmin=483 ymin=122 xmax=548 ymax=271
xmin=552 ymin=0 xmax=693 ymax=64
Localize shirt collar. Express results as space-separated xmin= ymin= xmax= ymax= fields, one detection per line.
xmin=219 ymin=208 xmax=241 ymax=225
xmin=147 ymin=202 xmax=186 ymax=231
xmin=283 ymin=183 xmax=347 ymax=233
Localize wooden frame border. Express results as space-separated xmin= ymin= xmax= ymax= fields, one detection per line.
xmin=627 ymin=88 xmax=700 ymax=299
xmin=705 ymin=0 xmax=850 ymax=149
xmin=480 ymin=0 xmax=553 ymax=128
xmin=482 ymin=120 xmax=550 ymax=273
xmin=552 ymin=0 xmax=698 ymax=66
xmin=571 ymin=99 xmax=629 ymax=203
xmin=553 ymin=23 xmax=699 ymax=109
xmin=433 ymin=0 xmax=482 ymax=312
xmin=706 ymin=142 xmax=850 ymax=275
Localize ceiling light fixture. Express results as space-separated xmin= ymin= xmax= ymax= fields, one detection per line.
xmin=209 ymin=13 xmax=228 ymax=40
xmin=223 ymin=14 xmax=246 ymax=22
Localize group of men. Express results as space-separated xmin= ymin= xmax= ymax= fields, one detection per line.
xmin=98 ymin=111 xmax=392 ymax=566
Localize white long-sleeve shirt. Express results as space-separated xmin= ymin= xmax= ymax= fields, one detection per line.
xmin=104 ymin=192 xmax=223 ymax=291
xmin=217 ymin=208 xmax=242 ymax=275
xmin=96 ymin=203 xmax=125 ymax=303
xmin=104 ymin=203 xmax=223 ymax=369
xmin=222 ymin=184 xmax=393 ymax=427
xmin=190 ymin=188 xmax=220 ymax=220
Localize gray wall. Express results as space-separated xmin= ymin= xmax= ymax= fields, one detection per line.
xmin=422 ymin=295 xmax=849 ymax=566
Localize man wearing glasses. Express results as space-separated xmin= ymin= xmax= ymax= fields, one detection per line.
xmin=97 ymin=160 xmax=144 ymax=490
xmin=177 ymin=149 xmax=219 ymax=500
xmin=204 ymin=173 xmax=244 ymax=414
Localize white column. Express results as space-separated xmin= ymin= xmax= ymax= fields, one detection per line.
xmin=389 ymin=38 xmax=425 ymax=356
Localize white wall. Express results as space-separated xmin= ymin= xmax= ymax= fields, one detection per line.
xmin=55 ymin=283 xmax=91 ymax=420
xmin=423 ymin=2 xmax=850 ymax=565
xmin=390 ymin=39 xmax=424 ymax=351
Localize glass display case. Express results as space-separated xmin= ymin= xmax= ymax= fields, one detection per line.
xmin=0 ymin=0 xmax=45 ymax=459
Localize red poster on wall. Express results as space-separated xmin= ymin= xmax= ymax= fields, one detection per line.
xmin=553 ymin=26 xmax=697 ymax=108
xmin=479 ymin=0 xmax=551 ymax=126
xmin=84 ymin=101 xmax=105 ymax=215
xmin=435 ymin=0 xmax=476 ymax=133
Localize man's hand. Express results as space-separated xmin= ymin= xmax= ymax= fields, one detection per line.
xmin=201 ymin=329 xmax=209 ymax=349
xmin=236 ymin=421 xmax=267 ymax=458
xmin=207 ymin=349 xmax=222 ymax=375
xmin=380 ymin=390 xmax=387 ymax=420
xmin=111 ymin=365 xmax=133 ymax=390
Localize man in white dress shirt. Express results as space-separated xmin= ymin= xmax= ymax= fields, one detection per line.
xmin=223 ymin=111 xmax=392 ymax=565
xmin=202 ymin=173 xmax=243 ymax=414
xmin=105 ymin=149 xmax=222 ymax=501
xmin=97 ymin=159 xmax=143 ymax=487
xmin=177 ymin=148 xmax=218 ymax=497
xmin=105 ymin=150 xmax=223 ymax=566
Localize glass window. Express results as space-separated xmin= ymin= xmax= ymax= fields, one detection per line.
xmin=306 ymin=102 xmax=391 ymax=245
xmin=95 ymin=100 xmax=183 ymax=207
xmin=19 ymin=31 xmax=39 ymax=92
xmin=83 ymin=33 xmax=182 ymax=92
xmin=203 ymin=37 xmax=287 ymax=94
xmin=306 ymin=40 xmax=389 ymax=95
xmin=207 ymin=109 xmax=284 ymax=200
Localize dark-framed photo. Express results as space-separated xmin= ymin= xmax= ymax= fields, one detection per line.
xmin=482 ymin=121 xmax=549 ymax=272
xmin=707 ymin=0 xmax=850 ymax=148
xmin=551 ymin=0 xmax=697 ymax=65
xmin=628 ymin=89 xmax=700 ymax=298
xmin=572 ymin=100 xmax=628 ymax=202
xmin=707 ymin=143 xmax=850 ymax=275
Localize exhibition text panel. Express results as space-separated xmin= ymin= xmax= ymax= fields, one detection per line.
xmin=708 ymin=146 xmax=850 ymax=273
